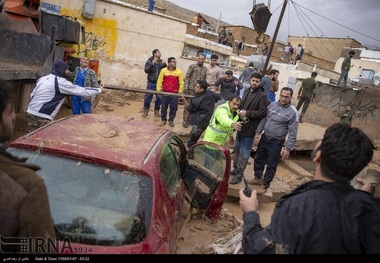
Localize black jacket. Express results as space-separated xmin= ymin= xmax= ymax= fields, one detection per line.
xmin=237 ymin=86 xmax=268 ymax=137
xmin=214 ymin=76 xmax=242 ymax=101
xmin=242 ymin=180 xmax=380 ymax=254
xmin=187 ymin=90 xmax=221 ymax=129
xmin=144 ymin=56 xmax=167 ymax=83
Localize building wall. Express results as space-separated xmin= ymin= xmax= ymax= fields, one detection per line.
xmin=43 ymin=0 xmax=188 ymax=89
xmin=295 ymin=83 xmax=380 ymax=143
xmin=288 ymin=36 xmax=362 ymax=65
xmin=334 ymin=57 xmax=380 ymax=81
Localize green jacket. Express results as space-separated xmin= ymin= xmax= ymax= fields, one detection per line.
xmin=337 ymin=111 xmax=354 ymax=126
xmin=203 ymin=101 xmax=239 ymax=146
xmin=341 ymin=56 xmax=352 ymax=71
xmin=298 ymin=77 xmax=317 ymax=99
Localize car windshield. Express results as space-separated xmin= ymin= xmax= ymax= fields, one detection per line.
xmin=7 ymin=148 xmax=153 ymax=246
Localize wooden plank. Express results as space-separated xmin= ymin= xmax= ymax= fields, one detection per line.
xmin=103 ymin=84 xmax=195 ymax=99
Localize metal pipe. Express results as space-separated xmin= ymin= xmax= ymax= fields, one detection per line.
xmin=103 ymin=84 xmax=195 ymax=99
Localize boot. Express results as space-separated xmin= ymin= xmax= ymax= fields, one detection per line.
xmin=154 ymin=110 xmax=160 ymax=117
xmin=142 ymin=108 xmax=149 ymax=117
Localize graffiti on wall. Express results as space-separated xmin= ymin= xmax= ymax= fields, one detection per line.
xmin=85 ymin=32 xmax=107 ymax=61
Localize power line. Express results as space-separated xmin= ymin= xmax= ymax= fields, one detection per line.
xmin=292 ymin=1 xmax=380 ymax=44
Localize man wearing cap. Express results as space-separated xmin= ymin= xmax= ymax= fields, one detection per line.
xmin=26 ymin=59 xmax=106 ymax=132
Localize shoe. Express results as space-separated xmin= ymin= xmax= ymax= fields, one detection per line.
xmin=142 ymin=108 xmax=149 ymax=117
xmin=247 ymin=177 xmax=263 ymax=186
xmin=159 ymin=121 xmax=167 ymax=126
xmin=230 ymin=170 xmax=236 ymax=175
xmin=256 ymin=186 xmax=267 ymax=195
xmin=169 ymin=121 xmax=174 ymax=127
xmin=154 ymin=110 xmax=160 ymax=117
xmin=182 ymin=122 xmax=188 ymax=128
xmin=229 ymin=176 xmax=242 ymax=185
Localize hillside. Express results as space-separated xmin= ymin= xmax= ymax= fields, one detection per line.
xmin=121 ymin=0 xmax=231 ymax=29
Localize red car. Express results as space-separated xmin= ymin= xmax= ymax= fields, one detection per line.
xmin=7 ymin=114 xmax=231 ymax=254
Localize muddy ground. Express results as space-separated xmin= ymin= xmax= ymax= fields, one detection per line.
xmin=10 ymin=89 xmax=380 ymax=254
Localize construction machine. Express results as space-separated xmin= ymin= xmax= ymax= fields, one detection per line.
xmin=0 ymin=0 xmax=100 ymax=112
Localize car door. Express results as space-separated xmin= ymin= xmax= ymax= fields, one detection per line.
xmin=182 ymin=141 xmax=231 ymax=221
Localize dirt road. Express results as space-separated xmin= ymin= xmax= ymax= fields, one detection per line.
xmin=11 ymin=89 xmax=380 ymax=254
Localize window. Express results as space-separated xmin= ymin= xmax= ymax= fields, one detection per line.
xmin=7 ymin=148 xmax=153 ymax=246
xmin=159 ymin=137 xmax=184 ymax=198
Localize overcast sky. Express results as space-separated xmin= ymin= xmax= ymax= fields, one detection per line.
xmin=166 ymin=0 xmax=380 ymax=48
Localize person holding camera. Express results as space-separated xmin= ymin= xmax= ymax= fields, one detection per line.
xmin=202 ymin=94 xmax=242 ymax=147
xmin=229 ymin=72 xmax=268 ymax=185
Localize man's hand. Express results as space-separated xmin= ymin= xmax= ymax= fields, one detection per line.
xmin=99 ymin=84 xmax=107 ymax=94
xmin=281 ymin=147 xmax=290 ymax=159
xmin=182 ymin=95 xmax=190 ymax=106
xmin=238 ymin=109 xmax=247 ymax=117
xmin=234 ymin=80 xmax=239 ymax=86
xmin=239 ymin=189 xmax=259 ymax=213
xmin=231 ymin=121 xmax=242 ymax=131
xmin=356 ymin=178 xmax=375 ymax=195
xmin=254 ymin=133 xmax=261 ymax=145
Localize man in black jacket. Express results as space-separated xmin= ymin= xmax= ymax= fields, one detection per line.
xmin=239 ymin=123 xmax=380 ymax=254
xmin=214 ymin=70 xmax=242 ymax=103
xmin=142 ymin=49 xmax=167 ymax=117
xmin=184 ymin=80 xmax=221 ymax=148
xmin=229 ymin=72 xmax=268 ymax=185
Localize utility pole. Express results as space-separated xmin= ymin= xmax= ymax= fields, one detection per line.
xmin=216 ymin=12 xmax=222 ymax=33
xmin=262 ymin=0 xmax=288 ymax=74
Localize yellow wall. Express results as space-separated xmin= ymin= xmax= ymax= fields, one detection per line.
xmin=43 ymin=0 xmax=187 ymax=88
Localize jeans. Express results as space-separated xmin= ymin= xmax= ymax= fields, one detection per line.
xmin=143 ymin=81 xmax=161 ymax=111
xmin=233 ymin=135 xmax=254 ymax=179
xmin=161 ymin=95 xmax=178 ymax=122
xmin=253 ymin=134 xmax=284 ymax=186
xmin=337 ymin=69 xmax=349 ymax=87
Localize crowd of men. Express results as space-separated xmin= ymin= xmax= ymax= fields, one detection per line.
xmin=139 ymin=48 xmax=380 ymax=254
xmin=1 ymin=46 xmax=379 ymax=254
